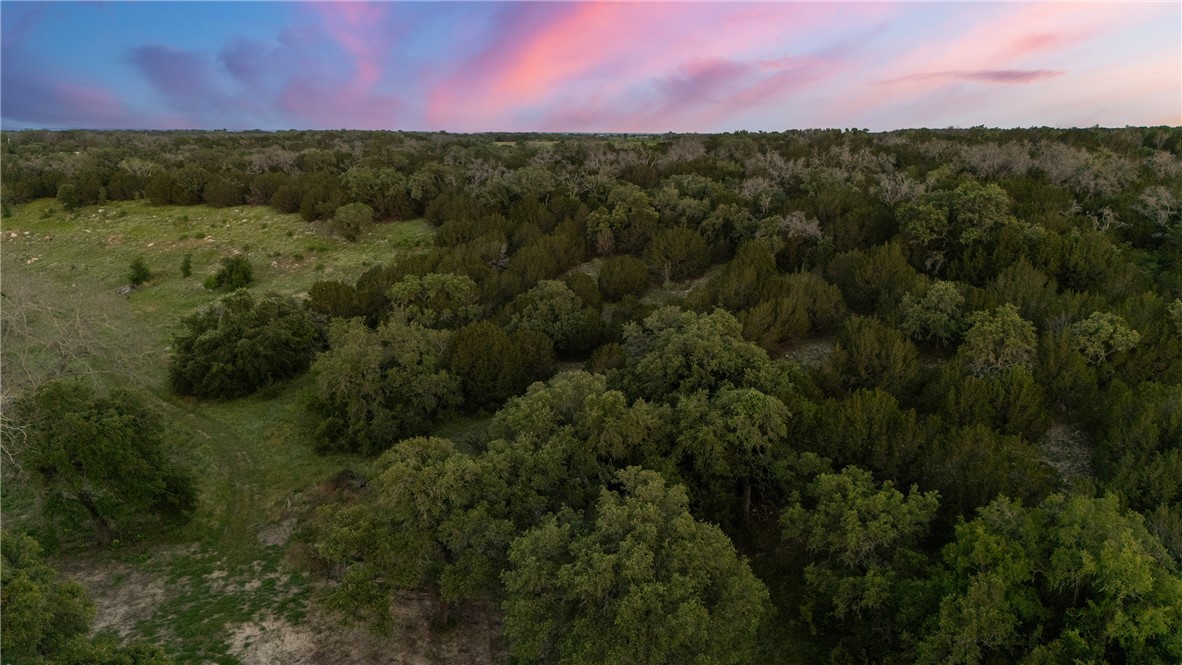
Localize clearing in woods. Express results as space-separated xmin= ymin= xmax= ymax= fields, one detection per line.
xmin=1 ymin=199 xmax=501 ymax=664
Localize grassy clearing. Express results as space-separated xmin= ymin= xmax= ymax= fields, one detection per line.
xmin=2 ymin=198 xmax=429 ymax=663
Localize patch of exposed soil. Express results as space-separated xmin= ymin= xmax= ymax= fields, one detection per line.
xmin=227 ymin=594 xmax=505 ymax=665
xmin=783 ymin=338 xmax=834 ymax=370
xmin=60 ymin=549 xmax=187 ymax=638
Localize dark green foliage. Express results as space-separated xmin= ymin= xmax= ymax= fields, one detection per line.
xmin=447 ymin=320 xmax=539 ymax=411
xmin=203 ymin=255 xmax=253 ymax=291
xmin=1 ymin=530 xmax=176 ymax=664
xmin=127 ymin=256 xmax=151 ymax=287
xmin=180 ymin=254 xmax=192 ymax=278
xmin=713 ymin=241 xmax=778 ymax=311
xmin=585 ymin=343 xmax=625 ymax=374
xmin=8 ymin=381 xmax=198 ymax=544
xmin=307 ymin=280 xmax=363 ymax=320
xmin=1 ymin=530 xmax=94 ymax=659
xmin=929 ymin=365 xmax=1049 ymax=442
xmin=922 ymin=424 xmax=1056 ymax=518
xmin=823 ymin=316 xmax=920 ymax=397
xmin=826 ymin=242 xmax=921 ymax=319
xmin=1096 ymin=382 xmax=1182 ymax=513
xmin=596 ymin=255 xmax=651 ymax=302
xmin=331 ymin=202 xmax=373 ymax=241
xmin=563 ymin=272 xmax=602 ymax=310
xmin=646 ymin=226 xmax=710 ymax=283
xmin=504 ymin=467 xmax=770 ymax=665
xmin=311 ymin=319 xmax=460 ymax=455
xmin=508 ymin=280 xmax=602 ymax=356
xmin=810 ymin=389 xmax=924 ymax=483
xmin=169 ymin=290 xmax=319 ymax=399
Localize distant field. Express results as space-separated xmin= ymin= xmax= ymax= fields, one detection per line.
xmin=1 ymin=199 xmax=434 ymax=663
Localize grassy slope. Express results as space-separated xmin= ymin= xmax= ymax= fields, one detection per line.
xmin=1 ymin=199 xmax=433 ymax=663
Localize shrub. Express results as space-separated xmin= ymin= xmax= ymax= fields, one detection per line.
xmin=598 ymin=255 xmax=651 ymax=302
xmin=204 ymin=255 xmax=253 ymax=291
xmin=127 ymin=256 xmax=152 ymax=287
xmin=169 ymin=290 xmax=319 ymax=399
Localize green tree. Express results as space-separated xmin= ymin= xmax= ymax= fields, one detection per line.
xmin=782 ymin=467 xmax=938 ymax=658
xmin=331 ymin=202 xmax=374 ymax=241
xmin=597 ymin=255 xmax=651 ymax=302
xmin=612 ymin=306 xmax=788 ymax=404
xmin=1 ymin=529 xmax=176 ymax=664
xmin=447 ymin=320 xmax=540 ymax=411
xmin=387 ymin=272 xmax=481 ymax=329
xmin=810 ymin=389 xmax=923 ymax=483
xmin=508 ymin=280 xmax=601 ymax=356
xmin=311 ymin=318 xmax=460 ymax=454
xmin=959 ymin=304 xmax=1037 ymax=378
xmin=8 ymin=381 xmax=197 ymax=544
xmin=1 ymin=530 xmax=94 ymax=660
xmin=169 ymin=290 xmax=320 ymax=399
xmin=203 ymin=255 xmax=253 ymax=291
xmin=824 ymin=316 xmax=921 ymax=397
xmin=918 ymin=494 xmax=1182 ymax=664
xmin=901 ymin=280 xmax=965 ymax=346
xmin=503 ymin=467 xmax=770 ymax=665
xmin=127 ymin=256 xmax=151 ymax=288
xmin=645 ymin=227 xmax=710 ymax=284
xmin=1071 ymin=311 xmax=1140 ymax=365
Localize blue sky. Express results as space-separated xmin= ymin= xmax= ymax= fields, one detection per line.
xmin=2 ymin=1 xmax=1179 ymax=131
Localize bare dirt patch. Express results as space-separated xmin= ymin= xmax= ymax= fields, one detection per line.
xmin=1041 ymin=422 xmax=1092 ymax=481
xmin=59 ymin=553 xmax=178 ymax=638
xmin=227 ymin=594 xmax=505 ymax=665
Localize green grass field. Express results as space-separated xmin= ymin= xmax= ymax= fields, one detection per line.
xmin=1 ymin=199 xmax=434 ymax=663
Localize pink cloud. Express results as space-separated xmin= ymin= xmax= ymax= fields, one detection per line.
xmin=426 ymin=2 xmax=886 ymax=131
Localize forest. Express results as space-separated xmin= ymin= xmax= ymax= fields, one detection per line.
xmin=2 ymin=126 xmax=1181 ymax=664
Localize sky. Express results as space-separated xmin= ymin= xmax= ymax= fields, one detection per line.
xmin=1 ymin=1 xmax=1179 ymax=132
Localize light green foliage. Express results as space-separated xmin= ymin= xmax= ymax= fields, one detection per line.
xmin=311 ymin=318 xmax=460 ymax=454
xmin=1 ymin=530 xmax=94 ymax=660
xmin=331 ymin=202 xmax=374 ymax=241
xmin=782 ymin=467 xmax=937 ymax=643
xmin=508 ymin=279 xmax=600 ymax=356
xmin=503 ymin=467 xmax=770 ymax=665
xmin=614 ymin=306 xmax=786 ymax=404
xmin=1169 ymin=299 xmax=1182 ymax=335
xmin=959 ymin=304 xmax=1037 ymax=377
xmin=315 ymin=437 xmax=504 ymax=627
xmin=8 ymin=381 xmax=197 ymax=544
xmin=901 ymin=280 xmax=965 ymax=345
xmin=1071 ymin=311 xmax=1140 ymax=365
xmin=919 ymin=494 xmax=1182 ymax=664
xmin=169 ymin=290 xmax=320 ymax=399
xmin=900 ymin=181 xmax=1015 ymax=273
xmin=387 ymin=272 xmax=480 ymax=329
xmin=127 ymin=256 xmax=152 ymax=287
xmin=491 ymin=371 xmax=671 ymax=468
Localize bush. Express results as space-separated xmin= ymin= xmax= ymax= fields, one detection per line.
xmin=180 ymin=254 xmax=192 ymax=278
xmin=598 ymin=255 xmax=651 ymax=302
xmin=169 ymin=290 xmax=320 ymax=399
xmin=204 ymin=255 xmax=253 ymax=291
xmin=127 ymin=256 xmax=152 ymax=287
xmin=331 ymin=202 xmax=374 ymax=242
